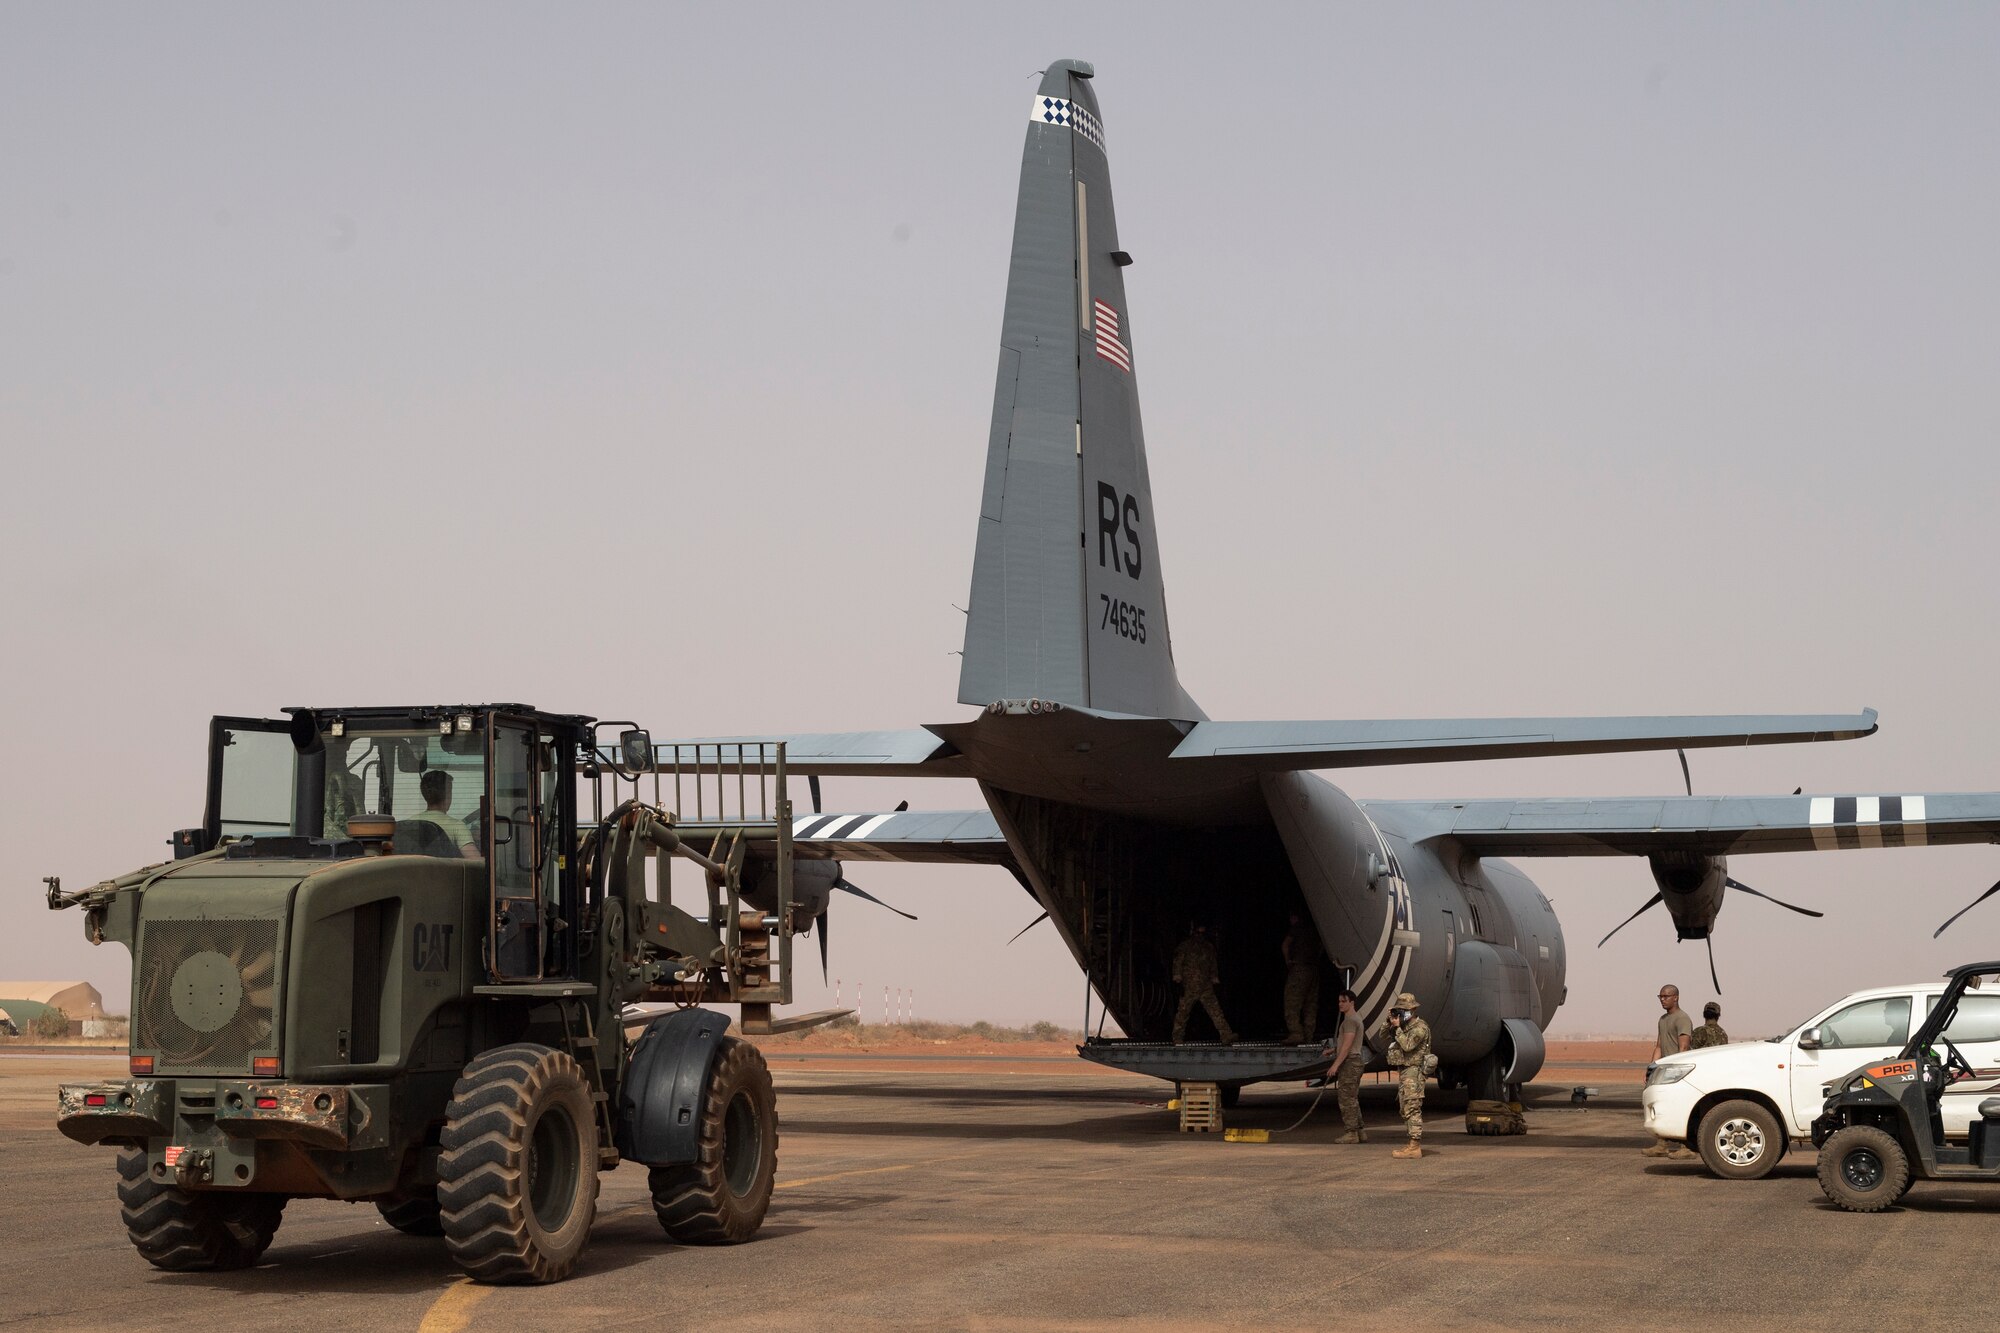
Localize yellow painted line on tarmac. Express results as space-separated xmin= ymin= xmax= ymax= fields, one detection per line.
xmin=417 ymin=1277 xmax=492 ymax=1333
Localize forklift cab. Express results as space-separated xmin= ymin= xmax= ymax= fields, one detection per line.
xmin=193 ymin=705 xmax=595 ymax=985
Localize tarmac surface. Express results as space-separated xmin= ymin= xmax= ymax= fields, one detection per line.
xmin=4 ymin=1050 xmax=1991 ymax=1331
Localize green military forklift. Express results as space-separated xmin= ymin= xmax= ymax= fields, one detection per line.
xmin=49 ymin=705 xmax=840 ymax=1283
xmin=1812 ymin=959 xmax=2000 ymax=1212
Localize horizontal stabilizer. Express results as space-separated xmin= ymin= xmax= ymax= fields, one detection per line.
xmin=791 ymin=808 xmax=1010 ymax=866
xmin=667 ymin=730 xmax=967 ymax=779
xmin=1363 ymin=789 xmax=2000 ymax=857
xmin=1171 ymin=709 xmax=1878 ymax=771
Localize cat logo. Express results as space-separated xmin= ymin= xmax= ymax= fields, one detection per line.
xmin=413 ymin=923 xmax=455 ymax=973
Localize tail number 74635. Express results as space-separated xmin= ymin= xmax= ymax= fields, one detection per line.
xmin=1100 ymin=594 xmax=1148 ymax=643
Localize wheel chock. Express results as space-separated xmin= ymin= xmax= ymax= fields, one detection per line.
xmin=1223 ymin=1128 xmax=1269 ymax=1143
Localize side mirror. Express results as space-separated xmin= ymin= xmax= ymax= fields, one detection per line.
xmin=620 ymin=729 xmax=654 ymax=777
xmin=1797 ymin=1027 xmax=1822 ymax=1050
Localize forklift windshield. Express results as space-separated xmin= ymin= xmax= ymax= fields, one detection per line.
xmin=322 ymin=725 xmax=488 ymax=859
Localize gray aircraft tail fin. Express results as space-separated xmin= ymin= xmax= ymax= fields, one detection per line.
xmin=957 ymin=61 xmax=1203 ymax=722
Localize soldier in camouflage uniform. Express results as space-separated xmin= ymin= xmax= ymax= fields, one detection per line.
xmin=1689 ymin=1001 xmax=1729 ymax=1049
xmin=1384 ymin=990 xmax=1431 ymax=1159
xmin=1171 ymin=923 xmax=1236 ymax=1044
xmin=1281 ymin=910 xmax=1322 ymax=1044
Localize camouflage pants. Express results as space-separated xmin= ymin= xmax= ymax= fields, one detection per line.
xmin=1282 ymin=964 xmax=1320 ymax=1041
xmin=1336 ymin=1056 xmax=1364 ymax=1133
xmin=1398 ymin=1067 xmax=1425 ymax=1140
xmin=1172 ymin=985 xmax=1235 ymax=1043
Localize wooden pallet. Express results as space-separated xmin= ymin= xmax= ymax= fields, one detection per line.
xmin=1179 ymin=1081 xmax=1223 ymax=1133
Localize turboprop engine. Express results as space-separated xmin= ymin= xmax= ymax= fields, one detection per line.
xmin=742 ymin=855 xmax=915 ymax=981
xmin=1597 ymin=851 xmax=1824 ymax=991
xmin=1649 ymin=851 xmax=1728 ymax=940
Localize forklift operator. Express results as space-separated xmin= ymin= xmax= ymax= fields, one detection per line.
xmin=414 ymin=770 xmax=481 ymax=859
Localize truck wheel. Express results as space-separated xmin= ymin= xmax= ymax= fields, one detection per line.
xmin=438 ymin=1044 xmax=600 ymax=1283
xmin=116 ymin=1148 xmax=285 ymax=1271
xmin=1817 ymin=1125 xmax=1909 ymax=1213
xmin=376 ymin=1192 xmax=444 ymax=1236
xmin=1697 ymin=1100 xmax=1783 ymax=1180
xmin=649 ymin=1037 xmax=777 ymax=1244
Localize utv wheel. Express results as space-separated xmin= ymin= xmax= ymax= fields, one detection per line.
xmin=376 ymin=1191 xmax=445 ymax=1236
xmin=437 ymin=1044 xmax=600 ymax=1283
xmin=1818 ymin=1125 xmax=1909 ymax=1213
xmin=1697 ymin=1100 xmax=1784 ymax=1180
xmin=649 ymin=1037 xmax=778 ymax=1244
xmin=116 ymin=1148 xmax=285 ymax=1271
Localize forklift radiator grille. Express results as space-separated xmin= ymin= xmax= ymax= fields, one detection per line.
xmin=134 ymin=918 xmax=281 ymax=1073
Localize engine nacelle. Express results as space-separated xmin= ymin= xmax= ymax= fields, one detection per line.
xmin=1648 ymin=851 xmax=1727 ymax=940
xmin=743 ymin=856 xmax=840 ymax=932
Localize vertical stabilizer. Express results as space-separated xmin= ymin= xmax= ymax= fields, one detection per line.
xmin=958 ymin=61 xmax=1202 ymax=722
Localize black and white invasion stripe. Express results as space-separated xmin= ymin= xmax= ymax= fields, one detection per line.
xmin=1808 ymin=795 xmax=1929 ymax=850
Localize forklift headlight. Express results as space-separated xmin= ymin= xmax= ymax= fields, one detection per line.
xmin=1649 ymin=1064 xmax=1694 ymax=1086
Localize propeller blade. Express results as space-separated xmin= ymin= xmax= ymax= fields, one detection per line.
xmin=817 ymin=910 xmax=830 ymax=984
xmin=1725 ymin=878 xmax=1824 ymax=919
xmin=1706 ymin=934 xmax=1721 ymax=995
xmin=1598 ymin=892 xmax=1665 ymax=949
xmin=1677 ymin=748 xmax=1692 ymax=797
xmin=1934 ymin=878 xmax=2000 ymax=939
xmin=834 ymin=877 xmax=918 ymax=921
xmin=808 ymin=776 xmax=822 ymax=816
xmin=1007 ymin=911 xmax=1049 ymax=946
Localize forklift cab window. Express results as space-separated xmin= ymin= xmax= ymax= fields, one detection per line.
xmin=321 ymin=725 xmax=487 ymax=858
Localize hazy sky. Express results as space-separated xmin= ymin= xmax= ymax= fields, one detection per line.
xmin=4 ymin=5 xmax=1996 ymax=1037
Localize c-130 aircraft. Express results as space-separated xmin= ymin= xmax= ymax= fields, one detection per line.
xmin=679 ymin=59 xmax=2000 ymax=1114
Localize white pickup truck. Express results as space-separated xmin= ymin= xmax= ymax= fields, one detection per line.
xmin=1642 ymin=979 xmax=2000 ymax=1179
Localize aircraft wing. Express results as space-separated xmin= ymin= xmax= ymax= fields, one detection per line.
xmin=1360 ymin=791 xmax=2000 ymax=857
xmin=790 ymin=808 xmax=1011 ymax=866
xmin=1171 ymin=709 xmax=1877 ymax=771
xmin=663 ymin=730 xmax=967 ymax=779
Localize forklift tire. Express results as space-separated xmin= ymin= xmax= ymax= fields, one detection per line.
xmin=116 ymin=1147 xmax=285 ymax=1271
xmin=649 ymin=1037 xmax=778 ymax=1244
xmin=376 ymin=1192 xmax=445 ymax=1236
xmin=1696 ymin=1100 xmax=1784 ymax=1180
xmin=438 ymin=1044 xmax=600 ymax=1283
xmin=1817 ymin=1125 xmax=1910 ymax=1213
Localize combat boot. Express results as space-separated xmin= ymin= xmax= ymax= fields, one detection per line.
xmin=1336 ymin=1130 xmax=1365 ymax=1144
xmin=1391 ymin=1140 xmax=1423 ymax=1159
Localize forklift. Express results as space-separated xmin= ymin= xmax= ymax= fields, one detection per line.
xmin=1812 ymin=959 xmax=2000 ymax=1212
xmin=49 ymin=705 xmax=841 ymax=1282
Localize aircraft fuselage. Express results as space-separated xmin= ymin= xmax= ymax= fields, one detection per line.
xmin=953 ymin=706 xmax=1564 ymax=1088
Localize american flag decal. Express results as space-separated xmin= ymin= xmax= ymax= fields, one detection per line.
xmin=1091 ymin=299 xmax=1131 ymax=373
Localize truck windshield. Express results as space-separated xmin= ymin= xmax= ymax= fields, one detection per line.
xmin=322 ymin=726 xmax=488 ymax=858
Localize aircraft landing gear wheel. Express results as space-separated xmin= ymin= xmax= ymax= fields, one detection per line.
xmin=650 ymin=1037 xmax=778 ymax=1244
xmin=1817 ymin=1126 xmax=1909 ymax=1213
xmin=1220 ymin=1085 xmax=1242 ymax=1110
xmin=438 ymin=1043 xmax=600 ymax=1283
xmin=1697 ymin=1100 xmax=1783 ymax=1180
xmin=116 ymin=1147 xmax=285 ymax=1271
